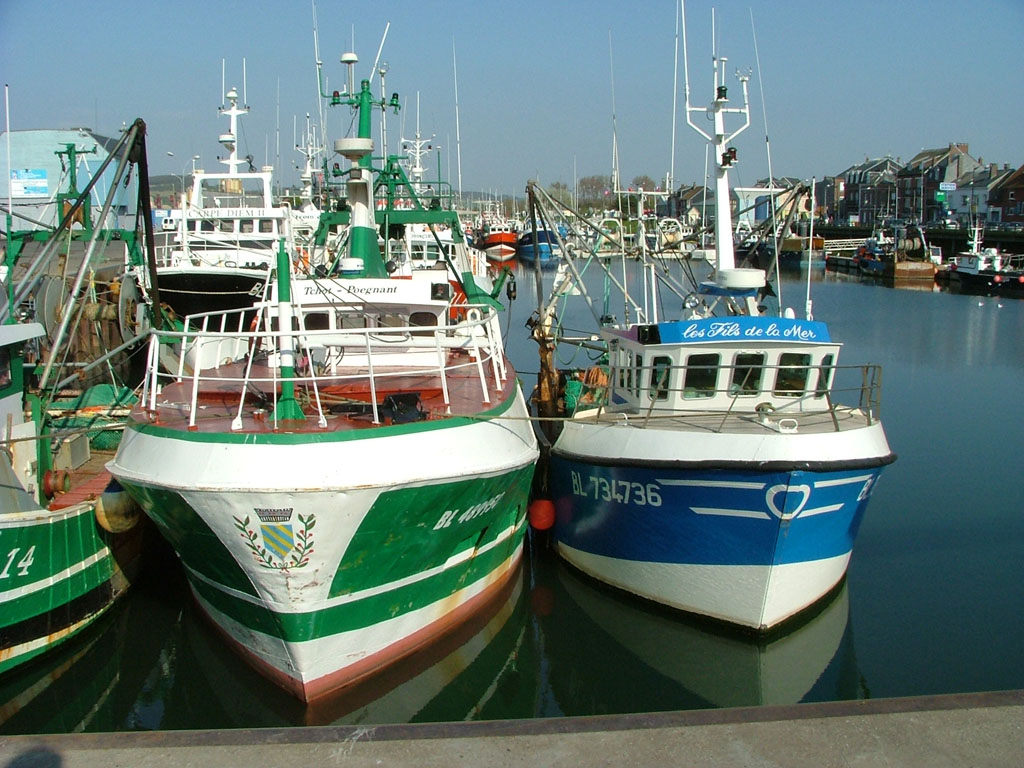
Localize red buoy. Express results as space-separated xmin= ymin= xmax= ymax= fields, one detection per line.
xmin=529 ymin=499 xmax=555 ymax=530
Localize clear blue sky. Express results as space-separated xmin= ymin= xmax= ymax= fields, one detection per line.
xmin=2 ymin=0 xmax=1022 ymax=195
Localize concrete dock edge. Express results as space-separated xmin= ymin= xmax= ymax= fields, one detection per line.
xmin=2 ymin=689 xmax=1022 ymax=767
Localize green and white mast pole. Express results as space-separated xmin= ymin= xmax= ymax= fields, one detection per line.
xmin=324 ymin=52 xmax=400 ymax=278
xmin=341 ymin=75 xmax=384 ymax=277
xmin=272 ymin=236 xmax=306 ymax=422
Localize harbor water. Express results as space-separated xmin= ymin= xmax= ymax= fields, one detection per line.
xmin=2 ymin=262 xmax=1022 ymax=733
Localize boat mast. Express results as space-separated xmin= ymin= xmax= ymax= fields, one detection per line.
xmin=452 ymin=40 xmax=463 ymax=207
xmin=669 ymin=0 xmax=680 ymax=198
xmin=401 ymin=93 xmax=435 ymax=194
xmin=218 ymin=81 xmax=249 ymax=178
xmin=682 ymin=5 xmax=750 ymax=274
xmin=320 ymin=50 xmax=398 ymax=278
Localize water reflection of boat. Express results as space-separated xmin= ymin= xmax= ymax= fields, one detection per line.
xmin=175 ymin=560 xmax=536 ymax=727
xmin=540 ymin=559 xmax=862 ymax=712
xmin=0 ymin=546 xmax=176 ymax=735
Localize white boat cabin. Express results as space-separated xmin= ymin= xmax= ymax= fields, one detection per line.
xmin=599 ymin=316 xmax=842 ymax=415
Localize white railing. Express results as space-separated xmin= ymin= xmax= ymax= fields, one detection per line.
xmin=823 ymin=238 xmax=867 ymax=254
xmin=570 ymin=359 xmax=884 ymax=433
xmin=143 ymin=304 xmax=508 ymax=431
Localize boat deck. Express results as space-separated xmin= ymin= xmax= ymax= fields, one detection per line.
xmin=135 ymin=352 xmax=520 ymax=435
xmin=49 ymin=451 xmax=118 ymax=510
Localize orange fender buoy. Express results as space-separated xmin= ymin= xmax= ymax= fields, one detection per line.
xmin=528 ymin=499 xmax=555 ymax=530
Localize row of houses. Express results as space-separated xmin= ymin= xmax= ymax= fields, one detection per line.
xmin=663 ymin=142 xmax=1023 ymax=229
xmin=833 ymin=143 xmax=1021 ymax=227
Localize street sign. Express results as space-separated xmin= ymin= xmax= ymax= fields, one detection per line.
xmin=939 ymin=182 xmax=957 ymax=191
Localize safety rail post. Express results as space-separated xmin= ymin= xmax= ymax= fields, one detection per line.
xmin=188 ymin=333 xmax=203 ymax=429
xmin=642 ymin=366 xmax=671 ymax=428
xmin=871 ymin=364 xmax=881 ymax=424
xmin=365 ymin=332 xmax=380 ymax=424
xmin=483 ymin=314 xmax=503 ymax=384
xmin=434 ymin=330 xmax=451 ymax=409
xmin=269 ymin=336 xmax=280 ymax=429
xmin=146 ymin=333 xmax=160 ymax=412
xmin=231 ymin=319 xmax=262 ymax=431
xmin=299 ymin=333 xmax=328 ymax=429
xmin=860 ymin=365 xmax=873 ymax=426
xmin=471 ymin=331 xmax=491 ymax=404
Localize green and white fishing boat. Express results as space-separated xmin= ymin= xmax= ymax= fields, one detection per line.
xmin=2 ymin=125 xmax=152 ymax=678
xmin=0 ymin=323 xmax=140 ymax=677
xmin=108 ymin=66 xmax=538 ymax=702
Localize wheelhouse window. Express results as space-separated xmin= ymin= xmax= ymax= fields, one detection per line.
xmin=339 ymin=313 xmax=368 ymax=329
xmin=259 ymin=220 xmax=274 ymax=234
xmin=302 ymin=312 xmax=331 ymax=331
xmin=683 ymin=353 xmax=719 ymax=399
xmin=774 ymin=352 xmax=811 ymax=395
xmin=815 ymin=353 xmax=835 ymax=398
xmin=409 ymin=311 xmax=438 ymax=337
xmin=729 ymin=353 xmax=765 ymax=396
xmin=649 ymin=355 xmax=672 ymax=400
xmin=633 ymin=354 xmax=643 ymax=397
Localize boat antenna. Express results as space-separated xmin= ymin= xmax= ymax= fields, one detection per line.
xmin=275 ymin=77 xmax=280 ymax=190
xmin=368 ymin=22 xmax=390 ymax=84
xmin=750 ymin=7 xmax=782 ymax=307
xmin=378 ymin=61 xmax=389 ymax=161
xmin=669 ymin=0 xmax=680 ymax=196
xmin=311 ymin=0 xmax=326 ymax=144
xmin=221 ymin=59 xmax=225 ymax=108
xmin=4 ymin=84 xmax=12 ymax=313
xmin=806 ymin=177 xmax=815 ymax=320
xmin=452 ymin=39 xmax=463 ymax=205
xmin=609 ymin=30 xmax=620 ymax=194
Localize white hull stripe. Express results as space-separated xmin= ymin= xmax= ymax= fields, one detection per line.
xmin=659 ymin=479 xmax=766 ymax=490
xmin=184 ymin=520 xmax=522 ymax=614
xmin=0 ymin=548 xmax=111 ymax=603
xmin=0 ymin=615 xmax=97 ymax=671
xmin=799 ymin=503 xmax=845 ymax=517
xmin=813 ymin=474 xmax=874 ymax=488
xmin=692 ymin=507 xmax=770 ymax=519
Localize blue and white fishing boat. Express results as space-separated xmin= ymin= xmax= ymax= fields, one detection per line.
xmin=516 ymin=226 xmax=562 ymax=267
xmin=531 ymin=15 xmax=895 ymax=631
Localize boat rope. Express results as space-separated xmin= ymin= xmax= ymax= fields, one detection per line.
xmin=158 ymin=287 xmax=258 ymax=295
xmin=0 ymin=420 xmax=126 ymax=448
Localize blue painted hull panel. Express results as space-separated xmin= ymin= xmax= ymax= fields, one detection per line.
xmin=549 ymin=455 xmax=882 ymax=568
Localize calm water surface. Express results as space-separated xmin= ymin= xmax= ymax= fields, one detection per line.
xmin=2 ymin=263 xmax=1022 ymax=733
